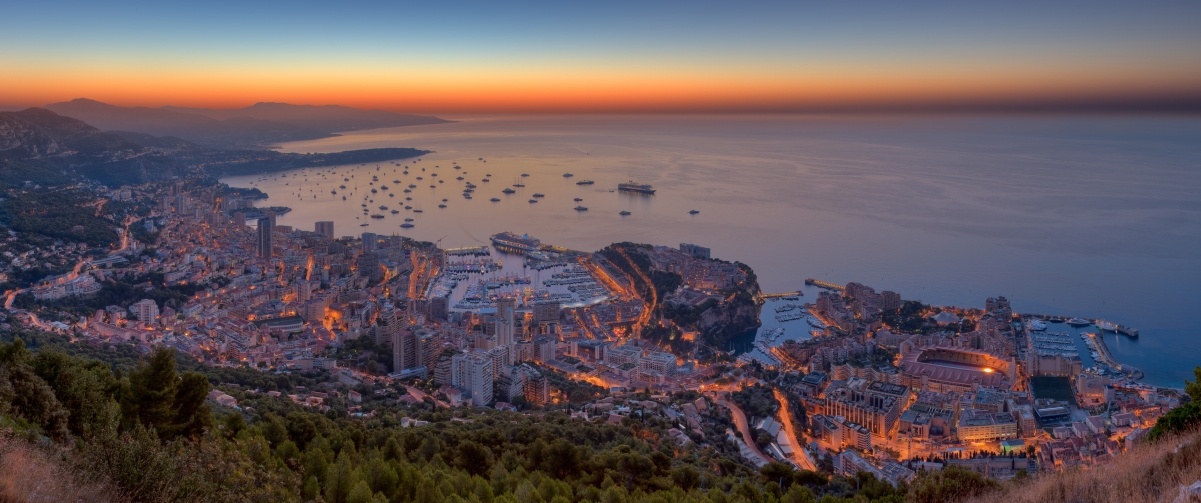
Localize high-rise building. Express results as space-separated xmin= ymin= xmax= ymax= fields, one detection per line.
xmin=362 ymin=232 xmax=378 ymax=253
xmin=132 ymin=299 xmax=159 ymax=324
xmin=533 ymin=300 xmax=561 ymax=323
xmin=233 ymin=212 xmax=246 ymax=227
xmin=487 ymin=346 xmax=511 ymax=378
xmin=881 ymin=291 xmax=902 ymax=312
xmin=534 ymin=336 xmax=556 ymax=364
xmin=494 ymin=365 xmax=526 ymax=403
xmin=264 ymin=210 xmax=277 ymax=227
xmin=452 ymin=351 xmax=494 ymax=407
xmin=392 ymin=328 xmax=417 ymax=373
xmin=256 ymin=217 xmax=273 ymax=258
xmin=495 ymin=297 xmax=516 ymax=348
xmin=523 ymin=366 xmax=550 ymax=406
xmin=315 ymin=221 xmax=335 ymax=239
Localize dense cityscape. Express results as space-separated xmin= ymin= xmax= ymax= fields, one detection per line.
xmin=3 ymin=1 xmax=1201 ymax=500
xmin=1 ymin=167 xmax=1196 ymax=502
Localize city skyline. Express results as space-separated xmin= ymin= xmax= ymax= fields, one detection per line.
xmin=2 ymin=1 xmax=1200 ymax=113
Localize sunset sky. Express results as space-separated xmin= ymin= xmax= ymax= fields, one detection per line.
xmin=3 ymin=0 xmax=1200 ymax=113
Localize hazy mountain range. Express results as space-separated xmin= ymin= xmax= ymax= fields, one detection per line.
xmin=0 ymin=107 xmax=428 ymax=187
xmin=0 ymin=107 xmax=186 ymax=185
xmin=43 ymin=98 xmax=449 ymax=149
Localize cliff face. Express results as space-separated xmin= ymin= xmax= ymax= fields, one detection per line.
xmin=700 ymin=291 xmax=761 ymax=345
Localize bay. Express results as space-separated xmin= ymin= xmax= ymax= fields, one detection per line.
xmin=221 ymin=114 xmax=1201 ymax=387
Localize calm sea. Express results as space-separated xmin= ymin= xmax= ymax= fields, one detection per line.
xmin=221 ymin=114 xmax=1201 ymax=388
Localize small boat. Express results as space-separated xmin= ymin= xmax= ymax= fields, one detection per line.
xmin=521 ymin=173 xmax=529 ymax=177
xmin=390 ymin=210 xmax=399 ymax=214
xmin=619 ymin=210 xmax=631 ymax=216
xmin=370 ymin=214 xmax=384 ymax=219
xmin=379 ymin=205 xmax=388 ymax=210
xmin=409 ymin=184 xmax=417 ymax=188
xmin=574 ymin=197 xmax=583 ymax=202
xmin=331 ymin=190 xmax=337 ymax=194
xmin=393 ymin=180 xmax=400 ymax=183
xmin=361 ymin=203 xmax=367 ymax=207
xmin=689 ymin=209 xmax=700 ymax=214
xmin=502 ymin=188 xmax=516 ymax=194
xmin=404 ymin=205 xmax=412 ymax=209
xmin=400 ymin=223 xmax=414 ymax=228
xmin=482 ymin=178 xmax=490 ymax=182
xmin=529 ymin=199 xmax=538 ymax=203
xmin=416 ymin=176 xmax=423 ymax=180
xmin=388 ymin=193 xmax=394 ymax=197
xmin=574 ymin=206 xmax=588 ymax=211
xmin=413 ymin=209 xmax=423 ymax=213
xmin=563 ymin=173 xmax=573 ymax=177
xmin=339 ymin=185 xmax=346 ymax=189
xmin=1067 ymin=317 xmax=1092 ymax=327
xmin=532 ymin=193 xmax=545 ymax=198
xmin=438 ymin=204 xmax=447 ymax=208
xmin=1048 ymin=317 xmax=1065 ymax=323
xmin=342 ymin=196 xmax=346 ymax=200
xmin=360 ymin=223 xmax=369 ymax=227
xmin=404 ymin=218 xmax=414 ymax=221
xmin=576 ymin=180 xmax=594 ymax=185
xmin=464 ymin=195 xmax=473 ymax=199
xmin=403 ymin=189 xmax=411 ymax=193
xmin=442 ymin=198 xmax=448 ymax=202
xmin=486 ymin=174 xmax=492 ymax=177
xmin=491 ymin=198 xmax=501 ymax=202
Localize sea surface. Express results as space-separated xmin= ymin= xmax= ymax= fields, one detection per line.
xmin=221 ymin=114 xmax=1201 ymax=388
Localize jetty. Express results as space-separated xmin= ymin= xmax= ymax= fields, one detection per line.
xmin=804 ymin=279 xmax=844 ymax=292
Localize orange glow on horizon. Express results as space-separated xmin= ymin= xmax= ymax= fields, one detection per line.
xmin=2 ymin=58 xmax=1200 ymax=114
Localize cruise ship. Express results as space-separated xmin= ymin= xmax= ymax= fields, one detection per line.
xmin=618 ymin=181 xmax=656 ymax=194
xmin=491 ymin=232 xmax=542 ymax=252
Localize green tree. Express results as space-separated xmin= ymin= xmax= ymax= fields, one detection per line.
xmin=168 ymin=371 xmax=212 ymax=438
xmin=122 ymin=347 xmax=179 ymax=434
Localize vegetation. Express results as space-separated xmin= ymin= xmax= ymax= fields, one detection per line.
xmin=0 ymin=189 xmax=121 ymax=248
xmin=730 ymin=384 xmax=779 ymax=421
xmin=3 ymin=326 xmax=1201 ymax=503
xmin=1148 ymin=365 xmax=1201 ymax=440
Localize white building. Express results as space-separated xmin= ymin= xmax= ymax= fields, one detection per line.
xmin=452 ymin=351 xmax=494 ymax=407
xmin=131 ymin=299 xmax=159 ymax=324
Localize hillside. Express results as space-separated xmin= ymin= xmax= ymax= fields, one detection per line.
xmin=964 ymin=427 xmax=1201 ymax=503
xmin=0 ymin=108 xmax=186 ymax=186
xmin=164 ymin=102 xmax=450 ymax=132
xmin=45 ymin=99 xmax=332 ymax=149
xmin=46 ymin=99 xmax=450 ymax=150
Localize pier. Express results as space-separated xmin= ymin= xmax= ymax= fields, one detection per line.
xmin=759 ymin=291 xmax=803 ymax=300
xmin=804 ymin=278 xmax=844 ymax=292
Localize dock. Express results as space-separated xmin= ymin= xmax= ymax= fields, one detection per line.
xmin=804 ymin=278 xmax=844 ymax=292
xmin=760 ymin=291 xmax=803 ymax=300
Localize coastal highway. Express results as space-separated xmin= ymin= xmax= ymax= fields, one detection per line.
xmin=773 ymin=388 xmax=817 ymax=471
xmin=718 ymin=394 xmax=771 ymax=465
